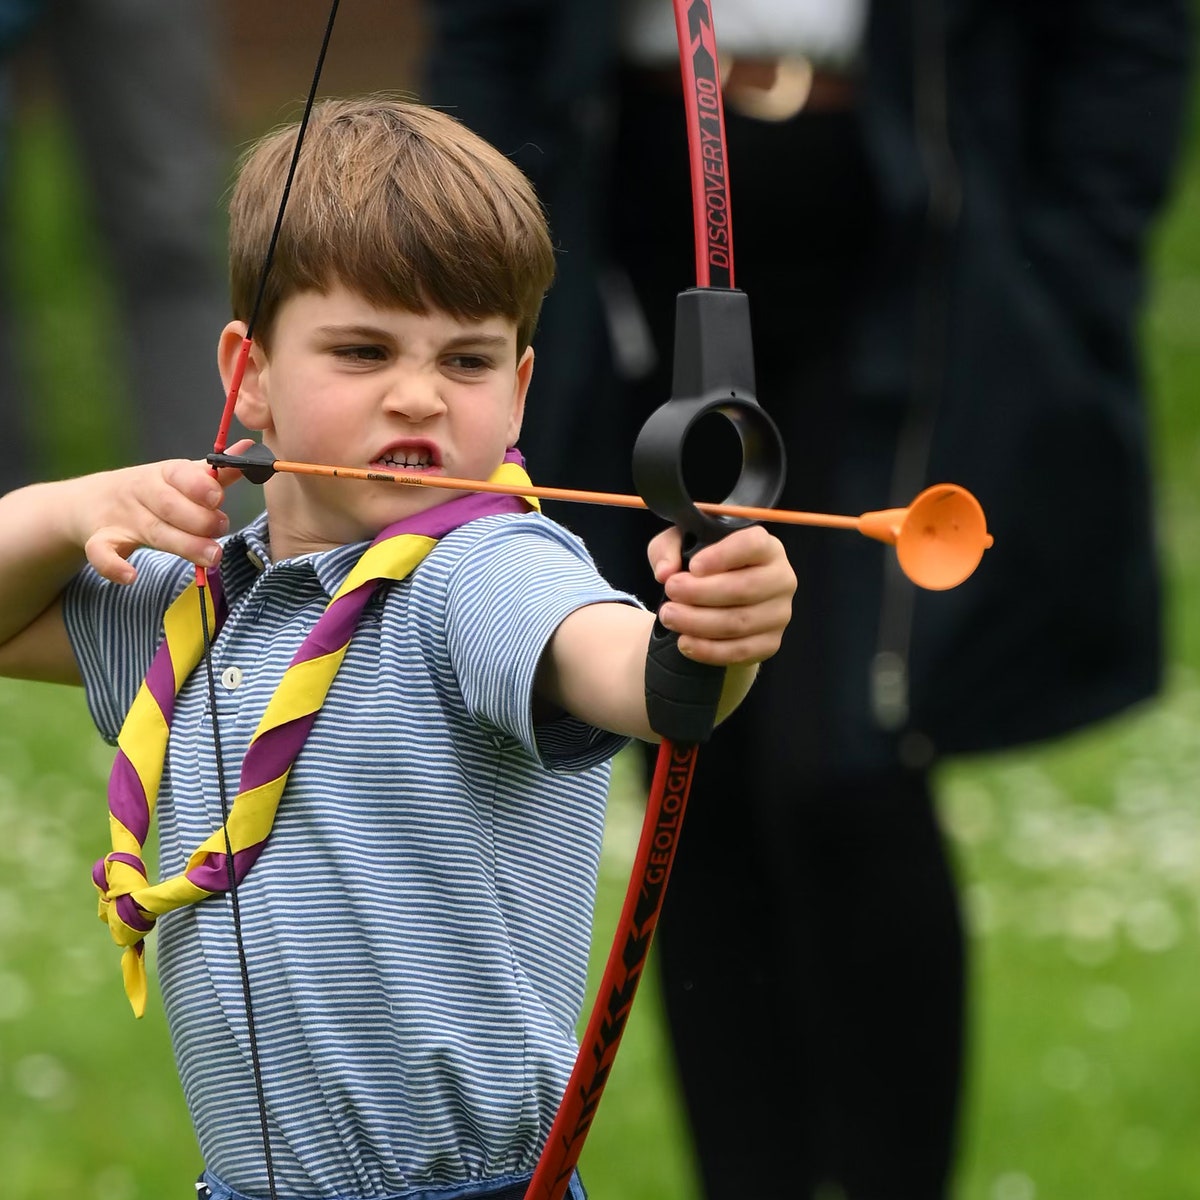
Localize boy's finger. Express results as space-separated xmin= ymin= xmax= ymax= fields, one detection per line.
xmin=147 ymin=484 xmax=231 ymax=540
xmin=674 ymin=630 xmax=785 ymax=667
xmin=84 ymin=535 xmax=138 ymax=586
xmin=663 ymin=559 xmax=785 ymax=608
xmin=89 ymin=513 xmax=224 ymax=575
xmin=686 ymin=525 xmax=777 ymax=575
xmin=660 ymin=592 xmax=790 ymax=640
xmin=647 ymin=526 xmax=684 ymax=582
xmin=165 ymin=458 xmax=227 ymax=509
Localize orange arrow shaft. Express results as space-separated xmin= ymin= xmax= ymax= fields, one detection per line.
xmin=267 ymin=458 xmax=864 ymax=532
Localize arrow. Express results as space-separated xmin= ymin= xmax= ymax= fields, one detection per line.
xmin=208 ymin=447 xmax=993 ymax=590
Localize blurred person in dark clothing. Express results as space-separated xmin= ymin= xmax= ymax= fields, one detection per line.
xmin=425 ymin=1 xmax=1191 ymax=1196
xmin=0 ymin=0 xmax=228 ymax=488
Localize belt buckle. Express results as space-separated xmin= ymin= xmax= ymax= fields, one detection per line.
xmin=723 ymin=56 xmax=815 ymax=122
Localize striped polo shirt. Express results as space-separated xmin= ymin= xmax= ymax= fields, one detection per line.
xmin=65 ymin=508 xmax=637 ymax=1199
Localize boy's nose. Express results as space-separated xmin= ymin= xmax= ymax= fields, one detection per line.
xmin=383 ymin=373 xmax=447 ymax=421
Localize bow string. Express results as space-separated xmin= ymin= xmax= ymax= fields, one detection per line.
xmin=189 ymin=6 xmax=343 ymax=1197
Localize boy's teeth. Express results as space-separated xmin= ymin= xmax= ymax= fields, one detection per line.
xmin=382 ymin=453 xmax=431 ymax=468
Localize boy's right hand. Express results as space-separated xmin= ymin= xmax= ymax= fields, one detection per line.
xmin=0 ymin=439 xmax=254 ymax=685
xmin=81 ymin=438 xmax=255 ymax=584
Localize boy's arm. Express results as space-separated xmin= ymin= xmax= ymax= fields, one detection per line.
xmin=535 ymin=525 xmax=795 ymax=742
xmin=0 ymin=456 xmax=239 ymax=684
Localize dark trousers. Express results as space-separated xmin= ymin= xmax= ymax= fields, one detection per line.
xmin=656 ymin=757 xmax=964 ymax=1199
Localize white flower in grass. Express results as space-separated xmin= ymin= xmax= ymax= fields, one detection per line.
xmin=1124 ymin=896 xmax=1181 ymax=953
xmin=91 ymin=1164 xmax=137 ymax=1200
xmin=941 ymin=780 xmax=997 ymax=846
xmin=1020 ymin=886 xmax=1065 ymax=940
xmin=1114 ymin=760 xmax=1172 ymax=819
xmin=963 ymin=882 xmax=1005 ymax=935
xmin=1005 ymin=810 xmax=1065 ymax=871
xmin=89 ymin=740 xmax=118 ymax=781
xmin=59 ymin=943 xmax=108 ymax=995
xmin=0 ymin=736 xmax=33 ymax=784
xmin=0 ymin=887 xmax=19 ymax=937
xmin=1135 ymin=808 xmax=1200 ymax=883
xmin=992 ymin=1171 xmax=1036 ymax=1200
xmin=0 ymin=970 xmax=32 ymax=1020
xmin=1041 ymin=1044 xmax=1089 ymax=1092
xmin=14 ymin=1051 xmax=75 ymax=1110
xmin=1064 ymin=887 xmax=1122 ymax=942
xmin=1062 ymin=808 xmax=1123 ymax=872
xmin=22 ymin=827 xmax=75 ymax=892
xmin=1064 ymin=934 xmax=1117 ymax=967
xmin=1082 ymin=983 xmax=1133 ymax=1031
xmin=1118 ymin=1126 xmax=1163 ymax=1170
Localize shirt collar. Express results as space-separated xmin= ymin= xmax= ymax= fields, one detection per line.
xmin=219 ymin=511 xmax=372 ymax=605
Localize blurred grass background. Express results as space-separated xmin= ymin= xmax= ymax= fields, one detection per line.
xmin=2 ymin=30 xmax=1200 ymax=1200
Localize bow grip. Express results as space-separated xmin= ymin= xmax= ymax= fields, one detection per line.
xmin=642 ymin=560 xmax=726 ymax=746
xmin=633 ymin=288 xmax=786 ymax=745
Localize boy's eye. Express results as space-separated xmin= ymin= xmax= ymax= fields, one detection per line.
xmin=333 ymin=344 xmax=386 ymax=362
xmin=444 ymin=354 xmax=492 ymax=373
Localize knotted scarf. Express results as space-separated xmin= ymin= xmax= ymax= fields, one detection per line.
xmin=93 ymin=458 xmax=536 ymax=1016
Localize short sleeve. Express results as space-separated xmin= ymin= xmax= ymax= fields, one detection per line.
xmin=62 ymin=549 xmax=193 ymax=744
xmin=442 ymin=514 xmax=642 ymax=770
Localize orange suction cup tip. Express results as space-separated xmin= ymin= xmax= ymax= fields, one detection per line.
xmin=896 ymin=484 xmax=992 ymax=590
xmin=858 ymin=485 xmax=993 ymax=590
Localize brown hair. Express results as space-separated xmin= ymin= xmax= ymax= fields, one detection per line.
xmin=228 ymin=96 xmax=555 ymax=351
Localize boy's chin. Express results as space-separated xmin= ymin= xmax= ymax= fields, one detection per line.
xmin=357 ymin=486 xmax=456 ymax=532
xmin=272 ymin=481 xmax=460 ymax=550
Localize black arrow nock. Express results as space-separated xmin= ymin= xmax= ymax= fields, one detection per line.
xmin=207 ymin=443 xmax=279 ymax=485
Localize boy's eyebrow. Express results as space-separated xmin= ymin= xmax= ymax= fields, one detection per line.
xmin=315 ymin=325 xmax=511 ymax=351
xmin=440 ymin=333 xmax=512 ymax=350
xmin=316 ymin=323 xmax=398 ymax=341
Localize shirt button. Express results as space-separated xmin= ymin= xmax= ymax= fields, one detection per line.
xmin=221 ymin=666 xmax=244 ymax=691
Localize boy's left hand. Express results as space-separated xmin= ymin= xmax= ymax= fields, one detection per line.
xmin=647 ymin=525 xmax=796 ymax=667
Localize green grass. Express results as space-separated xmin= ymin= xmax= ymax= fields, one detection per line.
xmin=0 ymin=680 xmax=197 ymax=1199
xmin=3 ymin=82 xmax=1200 ymax=1200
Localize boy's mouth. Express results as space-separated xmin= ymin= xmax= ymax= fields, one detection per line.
xmin=372 ymin=448 xmax=439 ymax=472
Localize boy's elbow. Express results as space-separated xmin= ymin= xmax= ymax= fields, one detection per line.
xmin=0 ymin=600 xmax=83 ymax=687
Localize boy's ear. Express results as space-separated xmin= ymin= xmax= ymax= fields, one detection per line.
xmin=217 ymin=320 xmax=270 ymax=431
xmin=507 ymin=345 xmax=534 ymax=446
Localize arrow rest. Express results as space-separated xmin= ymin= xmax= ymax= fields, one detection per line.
xmin=634 ymin=287 xmax=785 ymax=545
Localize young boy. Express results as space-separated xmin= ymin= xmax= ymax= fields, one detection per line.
xmin=0 ymin=98 xmax=795 ymax=1200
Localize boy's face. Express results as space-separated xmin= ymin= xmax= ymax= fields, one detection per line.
xmin=221 ymin=285 xmax=533 ymax=556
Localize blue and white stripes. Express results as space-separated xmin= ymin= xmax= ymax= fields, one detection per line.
xmin=65 ymin=510 xmax=637 ymax=1199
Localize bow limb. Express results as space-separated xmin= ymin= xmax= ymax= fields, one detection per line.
xmin=524 ymin=3 xmax=784 ymax=1197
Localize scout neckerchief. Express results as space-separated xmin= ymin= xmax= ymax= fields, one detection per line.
xmin=93 ymin=457 xmax=537 ymax=1017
